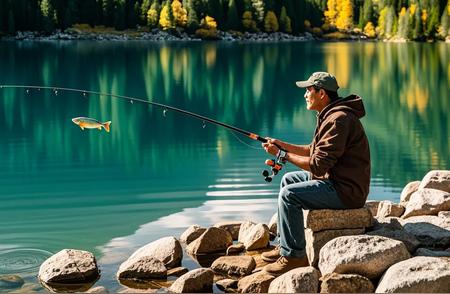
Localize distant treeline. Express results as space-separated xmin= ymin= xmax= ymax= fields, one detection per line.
xmin=0 ymin=0 xmax=449 ymax=40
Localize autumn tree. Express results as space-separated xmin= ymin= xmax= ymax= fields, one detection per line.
xmin=147 ymin=1 xmax=160 ymax=28
xmin=264 ymin=10 xmax=279 ymax=32
xmin=335 ymin=0 xmax=353 ymax=30
xmin=159 ymin=1 xmax=175 ymax=30
xmin=242 ymin=10 xmax=258 ymax=31
xmin=172 ymin=0 xmax=187 ymax=27
xmin=40 ymin=0 xmax=56 ymax=32
xmin=364 ymin=21 xmax=376 ymax=37
xmin=252 ymin=0 xmax=265 ymax=23
xmin=324 ymin=0 xmax=338 ymax=27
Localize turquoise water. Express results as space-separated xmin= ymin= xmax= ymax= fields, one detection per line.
xmin=0 ymin=41 xmax=448 ymax=291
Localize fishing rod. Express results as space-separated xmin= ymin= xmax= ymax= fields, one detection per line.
xmin=0 ymin=84 xmax=286 ymax=181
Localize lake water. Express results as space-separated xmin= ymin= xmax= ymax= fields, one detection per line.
xmin=0 ymin=40 xmax=448 ymax=292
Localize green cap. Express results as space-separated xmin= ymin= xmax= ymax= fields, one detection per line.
xmin=296 ymin=72 xmax=339 ymax=92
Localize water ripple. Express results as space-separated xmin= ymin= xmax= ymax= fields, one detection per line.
xmin=0 ymin=248 xmax=53 ymax=275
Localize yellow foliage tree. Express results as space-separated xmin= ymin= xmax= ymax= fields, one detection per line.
xmin=264 ymin=11 xmax=279 ymax=32
xmin=159 ymin=3 xmax=174 ymax=30
xmin=201 ymin=15 xmax=217 ymax=29
xmin=324 ymin=0 xmax=338 ymax=26
xmin=242 ymin=11 xmax=258 ymax=31
xmin=335 ymin=0 xmax=353 ymax=30
xmin=147 ymin=7 xmax=159 ymax=28
xmin=364 ymin=21 xmax=376 ymax=37
xmin=171 ymin=0 xmax=187 ymax=27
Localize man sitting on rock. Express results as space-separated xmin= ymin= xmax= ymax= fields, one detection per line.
xmin=261 ymin=72 xmax=371 ymax=275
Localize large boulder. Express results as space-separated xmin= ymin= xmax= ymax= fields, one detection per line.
xmin=238 ymin=222 xmax=270 ymax=250
xmin=237 ymin=271 xmax=275 ymax=293
xmin=418 ymin=170 xmax=450 ymax=193
xmin=169 ymin=268 xmax=214 ymax=293
xmin=117 ymin=256 xmax=167 ymax=280
xmin=268 ymin=267 xmax=320 ymax=293
xmin=129 ymin=236 xmax=182 ymax=269
xmin=376 ymin=256 xmax=450 ymax=293
xmin=400 ymin=181 xmax=420 ymax=205
xmin=210 ymin=256 xmax=256 ymax=277
xmin=305 ymin=228 xmax=365 ymax=267
xmin=304 ymin=209 xmax=372 ymax=232
xmin=180 ymin=225 xmax=206 ymax=245
xmin=401 ymin=215 xmax=450 ymax=248
xmin=186 ymin=227 xmax=232 ymax=255
xmin=376 ymin=201 xmax=405 ymax=218
xmin=320 ymin=273 xmax=374 ymax=293
xmin=214 ymin=221 xmax=242 ymax=240
xmin=366 ymin=228 xmax=420 ymax=253
xmin=318 ymin=235 xmax=410 ymax=279
xmin=38 ymin=249 xmax=99 ymax=284
xmin=403 ymin=189 xmax=450 ymax=218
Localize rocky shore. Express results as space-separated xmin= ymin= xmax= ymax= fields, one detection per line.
xmin=2 ymin=169 xmax=449 ymax=293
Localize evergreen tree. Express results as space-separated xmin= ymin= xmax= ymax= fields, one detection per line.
xmin=397 ymin=7 xmax=409 ymax=38
xmin=362 ymin=0 xmax=373 ymax=26
xmin=103 ymin=0 xmax=115 ymax=26
xmin=7 ymin=10 xmax=15 ymax=34
xmin=40 ymin=0 xmax=56 ymax=32
xmin=413 ymin=3 xmax=423 ymax=39
xmin=279 ymin=5 xmax=292 ymax=32
xmin=147 ymin=2 xmax=160 ymax=28
xmin=141 ymin=0 xmax=152 ymax=24
xmin=186 ymin=0 xmax=199 ymax=32
xmin=226 ymin=0 xmax=240 ymax=30
xmin=114 ymin=0 xmax=126 ymax=30
xmin=438 ymin=0 xmax=449 ymax=38
xmin=426 ymin=4 xmax=440 ymax=37
xmin=264 ymin=10 xmax=279 ymax=32
xmin=64 ymin=0 xmax=78 ymax=28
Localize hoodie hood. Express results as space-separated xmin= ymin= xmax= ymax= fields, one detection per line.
xmin=319 ymin=94 xmax=366 ymax=121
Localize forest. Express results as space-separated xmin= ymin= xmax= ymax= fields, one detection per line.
xmin=0 ymin=0 xmax=449 ymax=40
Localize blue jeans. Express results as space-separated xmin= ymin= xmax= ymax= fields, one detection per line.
xmin=277 ymin=170 xmax=349 ymax=257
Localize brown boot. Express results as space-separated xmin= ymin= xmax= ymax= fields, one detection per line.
xmin=263 ymin=255 xmax=309 ymax=276
xmin=261 ymin=245 xmax=281 ymax=262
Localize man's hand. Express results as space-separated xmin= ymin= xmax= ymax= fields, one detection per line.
xmin=262 ymin=137 xmax=281 ymax=156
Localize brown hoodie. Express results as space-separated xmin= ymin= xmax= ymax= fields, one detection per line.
xmin=309 ymin=94 xmax=371 ymax=208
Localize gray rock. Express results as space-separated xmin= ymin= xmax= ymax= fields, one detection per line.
xmin=169 ymin=268 xmax=214 ymax=293
xmin=186 ymin=227 xmax=232 ymax=255
xmin=376 ymin=256 xmax=450 ymax=292
xmin=0 ymin=275 xmax=24 ymax=289
xmin=377 ymin=201 xmax=405 ymax=218
xmin=214 ymin=221 xmax=242 ymax=240
xmin=180 ymin=225 xmax=206 ymax=245
xmin=210 ymin=256 xmax=256 ymax=277
xmin=367 ymin=228 xmax=420 ymax=253
xmin=304 ymin=209 xmax=372 ymax=232
xmin=364 ymin=200 xmax=381 ymax=217
xmin=226 ymin=243 xmax=245 ymax=255
xmin=320 ymin=273 xmax=374 ymax=293
xmin=305 ymin=228 xmax=365 ymax=267
xmin=371 ymin=217 xmax=403 ymax=231
xmin=129 ymin=236 xmax=182 ymax=269
xmin=237 ymin=271 xmax=275 ymax=293
xmin=403 ymin=188 xmax=450 ymax=218
xmin=268 ymin=267 xmax=320 ymax=293
xmin=215 ymin=279 xmax=238 ymax=292
xmin=38 ymin=249 xmax=99 ymax=284
xmin=117 ymin=256 xmax=167 ymax=280
xmin=414 ymin=248 xmax=450 ymax=257
xmin=318 ymin=235 xmax=410 ymax=279
xmin=268 ymin=213 xmax=278 ymax=235
xmin=400 ymin=181 xmax=421 ymax=205
xmin=401 ymin=215 xmax=450 ymax=248
xmin=167 ymin=267 xmax=189 ymax=277
xmin=418 ymin=170 xmax=450 ymax=193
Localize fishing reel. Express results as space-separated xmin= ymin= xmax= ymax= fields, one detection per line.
xmin=262 ymin=151 xmax=286 ymax=182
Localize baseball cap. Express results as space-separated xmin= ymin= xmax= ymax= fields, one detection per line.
xmin=296 ymin=72 xmax=339 ymax=92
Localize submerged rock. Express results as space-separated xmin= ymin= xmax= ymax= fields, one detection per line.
xmin=0 ymin=275 xmax=24 ymax=289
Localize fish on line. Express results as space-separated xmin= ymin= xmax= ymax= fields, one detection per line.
xmin=72 ymin=117 xmax=111 ymax=133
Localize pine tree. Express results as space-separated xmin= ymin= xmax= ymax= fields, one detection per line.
xmin=103 ymin=0 xmax=115 ymax=27
xmin=279 ymin=6 xmax=292 ymax=33
xmin=185 ymin=0 xmax=199 ymax=31
xmin=147 ymin=2 xmax=160 ymax=28
xmin=114 ymin=0 xmax=126 ymax=30
xmin=226 ymin=0 xmax=240 ymax=30
xmin=172 ymin=0 xmax=188 ymax=27
xmin=413 ymin=4 xmax=423 ymax=39
xmin=159 ymin=1 xmax=175 ymax=30
xmin=7 ymin=10 xmax=15 ymax=34
xmin=362 ymin=0 xmax=373 ymax=26
xmin=426 ymin=4 xmax=440 ymax=37
xmin=438 ymin=0 xmax=449 ymax=38
xmin=397 ymin=7 xmax=409 ymax=39
xmin=141 ymin=0 xmax=152 ymax=24
xmin=40 ymin=0 xmax=56 ymax=32
xmin=264 ymin=10 xmax=279 ymax=32
xmin=64 ymin=0 xmax=78 ymax=28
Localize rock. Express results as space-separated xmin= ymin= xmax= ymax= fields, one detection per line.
xmin=268 ymin=213 xmax=277 ymax=235
xmin=210 ymin=256 xmax=256 ymax=277
xmin=367 ymin=228 xmax=420 ymax=253
xmin=180 ymin=225 xmax=206 ymax=245
xmin=318 ymin=235 xmax=410 ymax=279
xmin=400 ymin=181 xmax=421 ymax=205
xmin=320 ymin=273 xmax=374 ymax=293
xmin=117 ymin=256 xmax=167 ymax=280
xmin=241 ymin=223 xmax=270 ymax=250
xmin=403 ymin=188 xmax=450 ymax=218
xmin=237 ymin=271 xmax=275 ymax=293
xmin=376 ymin=201 xmax=405 ymax=218
xmin=0 ymin=275 xmax=24 ymax=289
xmin=128 ymin=236 xmax=182 ymax=269
xmin=414 ymin=248 xmax=450 ymax=257
xmin=186 ymin=227 xmax=233 ymax=255
xmin=169 ymin=268 xmax=214 ymax=293
xmin=167 ymin=267 xmax=189 ymax=277
xmin=214 ymin=221 xmax=242 ymax=240
xmin=86 ymin=286 xmax=109 ymax=293
xmin=8 ymin=283 xmax=43 ymax=293
xmin=305 ymin=228 xmax=365 ymax=267
xmin=238 ymin=221 xmax=256 ymax=243
xmin=376 ymin=256 xmax=450 ymax=292
xmin=401 ymin=215 xmax=450 ymax=248
xmin=226 ymin=243 xmax=245 ymax=255
xmin=364 ymin=200 xmax=381 ymax=217
xmin=371 ymin=217 xmax=403 ymax=231
xmin=439 ymin=211 xmax=450 ymax=218
xmin=215 ymin=279 xmax=238 ymax=292
xmin=268 ymin=267 xmax=320 ymax=293
xmin=38 ymin=249 xmax=100 ymax=284
xmin=418 ymin=170 xmax=450 ymax=193
xmin=304 ymin=209 xmax=372 ymax=232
